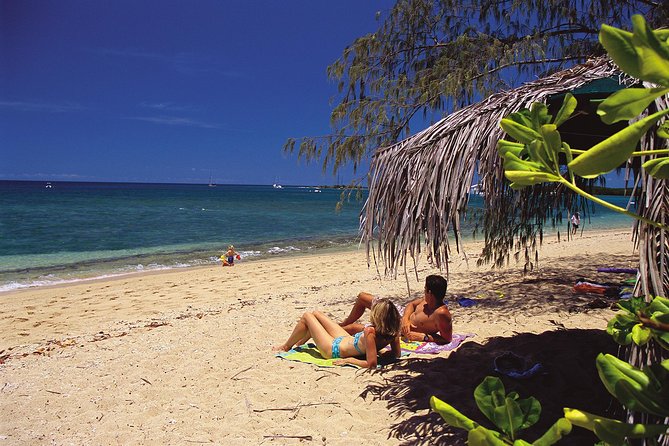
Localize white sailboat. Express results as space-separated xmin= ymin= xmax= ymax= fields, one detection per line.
xmin=208 ymin=173 xmax=216 ymax=187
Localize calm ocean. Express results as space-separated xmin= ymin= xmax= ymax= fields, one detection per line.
xmin=0 ymin=180 xmax=634 ymax=292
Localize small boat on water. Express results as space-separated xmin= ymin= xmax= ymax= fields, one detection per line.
xmin=208 ymin=173 xmax=216 ymax=187
xmin=45 ymin=182 xmax=53 ymax=189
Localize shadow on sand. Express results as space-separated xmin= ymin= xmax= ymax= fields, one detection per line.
xmin=365 ymin=328 xmax=623 ymax=445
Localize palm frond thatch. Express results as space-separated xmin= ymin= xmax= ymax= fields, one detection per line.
xmin=361 ymin=57 xmax=645 ymax=278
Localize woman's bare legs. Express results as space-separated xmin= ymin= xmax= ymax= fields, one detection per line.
xmin=339 ymin=292 xmax=375 ymax=327
xmin=274 ymin=313 xmax=312 ymax=352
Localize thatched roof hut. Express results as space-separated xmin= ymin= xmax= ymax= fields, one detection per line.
xmin=362 ymin=56 xmax=669 ymax=297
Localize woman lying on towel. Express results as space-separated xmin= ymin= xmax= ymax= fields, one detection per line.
xmin=274 ymin=298 xmax=401 ymax=368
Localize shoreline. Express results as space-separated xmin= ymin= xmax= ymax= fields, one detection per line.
xmin=1 ymin=228 xmax=638 ymax=444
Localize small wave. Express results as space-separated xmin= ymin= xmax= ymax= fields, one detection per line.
xmin=267 ymin=246 xmax=301 ymax=254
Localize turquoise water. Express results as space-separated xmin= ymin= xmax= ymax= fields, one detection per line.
xmin=0 ymin=181 xmax=635 ymax=292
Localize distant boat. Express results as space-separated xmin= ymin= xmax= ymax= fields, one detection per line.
xmin=272 ymin=183 xmax=283 ymax=189
xmin=208 ymin=173 xmax=216 ymax=187
xmin=45 ymin=182 xmax=53 ymax=189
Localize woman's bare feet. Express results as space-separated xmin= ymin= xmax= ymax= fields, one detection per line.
xmin=273 ymin=344 xmax=291 ymax=352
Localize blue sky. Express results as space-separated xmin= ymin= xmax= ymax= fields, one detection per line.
xmin=1 ymin=1 xmax=395 ymax=186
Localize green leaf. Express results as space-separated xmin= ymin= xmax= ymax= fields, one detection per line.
xmin=530 ymin=102 xmax=551 ymax=129
xmin=631 ymin=15 xmax=669 ymax=85
xmin=492 ymin=397 xmax=523 ymax=437
xmin=565 ymin=408 xmax=669 ymax=445
xmin=598 ymin=88 xmax=669 ymax=124
xmin=468 ymin=426 xmax=508 ymax=446
xmin=600 ymin=15 xmax=669 ymax=85
xmin=642 ymin=157 xmax=669 ymax=179
xmin=500 ymin=118 xmax=542 ymax=144
xmin=540 ymin=124 xmax=561 ymax=166
xmin=649 ymin=296 xmax=669 ymax=313
xmin=658 ymin=122 xmax=669 ymax=139
xmin=553 ymin=93 xmax=577 ymax=127
xmin=532 ymin=418 xmax=572 ymax=446
xmin=631 ymin=323 xmax=652 ymax=345
xmin=502 ymin=152 xmax=544 ymax=172
xmin=430 ymin=396 xmax=479 ymax=431
xmin=516 ymin=396 xmax=541 ymax=430
xmin=599 ymin=24 xmax=638 ymax=78
xmin=526 ymin=140 xmax=552 ymax=168
xmin=504 ymin=171 xmax=561 ymax=186
xmin=497 ymin=139 xmax=527 ymax=158
xmin=474 ymin=376 xmax=507 ymax=425
xmin=568 ymin=108 xmax=669 ymax=178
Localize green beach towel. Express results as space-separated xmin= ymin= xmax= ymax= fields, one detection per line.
xmin=276 ymin=335 xmax=473 ymax=368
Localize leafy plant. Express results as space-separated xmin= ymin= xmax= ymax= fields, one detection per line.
xmin=497 ymin=15 xmax=669 ymax=229
xmin=430 ymin=376 xmax=571 ymax=445
xmin=564 ymin=354 xmax=669 ymax=445
xmin=608 ymin=295 xmax=669 ymax=350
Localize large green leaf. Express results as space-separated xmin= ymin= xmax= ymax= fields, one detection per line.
xmin=642 ymin=157 xmax=669 ymax=179
xmin=516 ymin=396 xmax=541 ymax=430
xmin=532 ymin=418 xmax=572 ymax=446
xmin=568 ymin=108 xmax=669 ymax=178
xmin=474 ymin=376 xmax=507 ymax=425
xmin=504 ymin=171 xmax=561 ymax=187
xmin=631 ymin=323 xmax=651 ymax=345
xmin=631 ymin=15 xmax=669 ymax=85
xmin=500 ymin=119 xmax=542 ymax=144
xmin=597 ymin=87 xmax=669 ymax=124
xmin=430 ymin=396 xmax=479 ymax=431
xmin=502 ymin=152 xmax=544 ymax=172
xmin=530 ymin=102 xmax=551 ymax=129
xmin=565 ymin=408 xmax=669 ymax=445
xmin=492 ymin=398 xmax=523 ymax=437
xmin=553 ymin=93 xmax=577 ymax=127
xmin=540 ymin=124 xmax=561 ymax=166
xmin=468 ymin=426 xmax=507 ymax=446
xmin=599 ymin=24 xmax=639 ymax=78
xmin=497 ymin=139 xmax=527 ymax=158
xmin=600 ymin=15 xmax=669 ymax=85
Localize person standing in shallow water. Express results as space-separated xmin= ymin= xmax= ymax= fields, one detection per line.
xmin=571 ymin=212 xmax=581 ymax=236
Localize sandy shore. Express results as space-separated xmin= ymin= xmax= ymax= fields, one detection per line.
xmin=1 ymin=229 xmax=638 ymax=444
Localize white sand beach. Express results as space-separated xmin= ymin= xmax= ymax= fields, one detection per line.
xmin=1 ymin=229 xmax=637 ymax=444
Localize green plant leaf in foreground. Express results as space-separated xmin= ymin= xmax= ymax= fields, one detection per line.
xmin=552 ymin=93 xmax=577 ymax=127
xmin=565 ymin=408 xmax=669 ymax=445
xmin=504 ymin=171 xmax=561 ymax=188
xmin=600 ymin=15 xmax=669 ymax=86
xmin=430 ymin=396 xmax=479 ymax=431
xmin=568 ymin=108 xmax=669 ymax=178
xmin=468 ymin=426 xmax=507 ymax=446
xmin=597 ymin=87 xmax=669 ymax=124
xmin=642 ymin=157 xmax=669 ymax=179
xmin=531 ymin=418 xmax=572 ymax=446
xmin=596 ymin=353 xmax=669 ymax=417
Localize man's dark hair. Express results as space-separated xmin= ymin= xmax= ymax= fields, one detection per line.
xmin=426 ymin=275 xmax=448 ymax=302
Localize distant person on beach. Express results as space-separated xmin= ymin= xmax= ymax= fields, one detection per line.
xmin=339 ymin=274 xmax=453 ymax=344
xmin=221 ymin=245 xmax=240 ymax=266
xmin=274 ymin=298 xmax=401 ymax=368
xmin=571 ymin=212 xmax=581 ymax=235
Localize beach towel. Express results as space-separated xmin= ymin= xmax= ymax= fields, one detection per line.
xmin=275 ymin=334 xmax=474 ymax=368
xmin=398 ymin=333 xmax=474 ymax=354
xmin=597 ymin=267 xmax=638 ymax=274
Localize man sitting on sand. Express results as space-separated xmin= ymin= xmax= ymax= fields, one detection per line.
xmin=340 ymin=274 xmax=452 ymax=344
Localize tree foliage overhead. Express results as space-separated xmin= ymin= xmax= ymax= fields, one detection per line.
xmin=284 ymin=0 xmax=668 ymax=177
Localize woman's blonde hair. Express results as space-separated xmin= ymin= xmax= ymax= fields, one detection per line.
xmin=369 ymin=298 xmax=401 ymax=338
